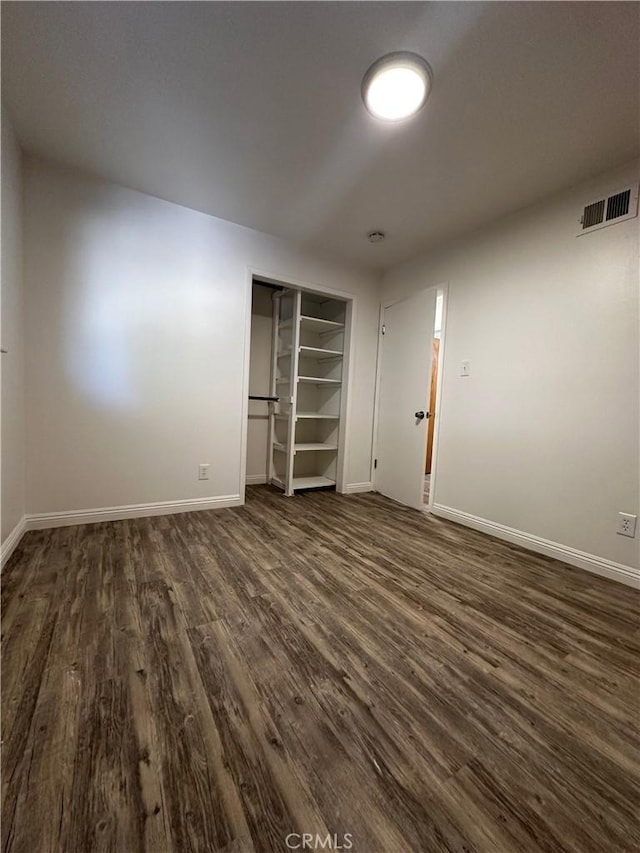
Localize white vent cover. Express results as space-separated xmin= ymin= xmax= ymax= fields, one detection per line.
xmin=577 ymin=184 xmax=638 ymax=236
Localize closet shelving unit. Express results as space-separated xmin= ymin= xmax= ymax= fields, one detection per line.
xmin=269 ymin=289 xmax=347 ymax=496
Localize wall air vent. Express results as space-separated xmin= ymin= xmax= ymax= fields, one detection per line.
xmin=606 ymin=188 xmax=631 ymax=221
xmin=578 ymin=184 xmax=638 ymax=236
xmin=582 ymin=199 xmax=605 ymax=229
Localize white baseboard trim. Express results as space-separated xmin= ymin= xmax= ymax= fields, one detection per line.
xmin=342 ymin=482 xmax=374 ymax=494
xmin=245 ymin=475 xmax=268 ymax=485
xmin=1 ymin=516 xmax=28 ymax=570
xmin=431 ymin=503 xmax=639 ymax=588
xmin=26 ymin=494 xmax=242 ymax=531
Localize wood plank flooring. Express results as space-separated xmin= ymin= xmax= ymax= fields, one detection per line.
xmin=2 ymin=485 xmax=639 ymax=852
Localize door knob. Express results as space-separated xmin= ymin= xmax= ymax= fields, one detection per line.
xmin=415 ymin=410 xmax=425 ymax=420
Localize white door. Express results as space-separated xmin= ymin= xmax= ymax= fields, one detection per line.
xmin=376 ymin=288 xmax=437 ymax=509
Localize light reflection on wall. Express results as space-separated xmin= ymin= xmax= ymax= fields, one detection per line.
xmin=65 ymin=202 xmax=219 ymax=411
xmin=68 ymin=269 xmax=135 ymax=409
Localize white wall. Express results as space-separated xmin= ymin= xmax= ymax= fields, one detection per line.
xmin=382 ymin=160 xmax=640 ymax=573
xmin=1 ymin=107 xmax=26 ymax=550
xmin=246 ymin=283 xmax=273 ymax=483
xmin=23 ymin=158 xmax=379 ymax=516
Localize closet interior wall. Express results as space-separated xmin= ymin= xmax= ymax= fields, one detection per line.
xmin=246 ymin=282 xmax=274 ymax=484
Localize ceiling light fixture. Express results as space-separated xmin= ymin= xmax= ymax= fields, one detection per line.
xmin=362 ymin=52 xmax=432 ymax=122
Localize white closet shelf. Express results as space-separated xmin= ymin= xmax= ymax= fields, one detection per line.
xmin=280 ymin=316 xmax=343 ymax=332
xmin=298 ymin=376 xmax=341 ymax=385
xmin=273 ymin=442 xmax=338 ymax=453
xmin=275 ymin=412 xmax=339 ymax=421
xmin=300 ymin=316 xmax=344 ymax=333
xmin=270 ymin=289 xmax=345 ymax=496
xmin=271 ymin=475 xmax=336 ymax=491
xmin=293 ymin=476 xmax=336 ymax=490
xmin=278 ymin=346 xmax=342 ymax=359
xmin=299 ymin=345 xmax=343 ymax=358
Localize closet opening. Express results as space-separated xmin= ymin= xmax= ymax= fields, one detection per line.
xmin=245 ymin=276 xmax=352 ymax=498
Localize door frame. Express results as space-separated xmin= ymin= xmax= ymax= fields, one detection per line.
xmin=371 ymin=283 xmax=449 ymax=511
xmin=240 ymin=266 xmax=357 ymax=503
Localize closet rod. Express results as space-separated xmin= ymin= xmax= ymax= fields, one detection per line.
xmin=249 ymin=394 xmax=279 ymax=402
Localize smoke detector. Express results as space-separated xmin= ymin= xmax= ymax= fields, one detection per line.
xmin=368 ymin=231 xmax=386 ymax=243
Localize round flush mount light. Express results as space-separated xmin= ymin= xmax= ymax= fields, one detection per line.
xmin=362 ymin=52 xmax=433 ymax=121
xmin=367 ymin=230 xmax=386 ymax=243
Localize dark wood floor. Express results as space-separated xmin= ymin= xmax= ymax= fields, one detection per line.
xmin=2 ymin=486 xmax=639 ymax=852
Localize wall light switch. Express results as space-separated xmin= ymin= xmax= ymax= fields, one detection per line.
xmin=460 ymin=360 xmax=471 ymax=377
xmin=198 ymin=463 xmax=210 ymax=481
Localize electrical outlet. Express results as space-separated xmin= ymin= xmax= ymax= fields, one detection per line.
xmin=198 ymin=463 xmax=210 ymax=481
xmin=617 ymin=512 xmax=637 ymax=538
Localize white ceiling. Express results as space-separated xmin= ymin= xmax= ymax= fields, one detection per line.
xmin=3 ymin=2 xmax=639 ymax=272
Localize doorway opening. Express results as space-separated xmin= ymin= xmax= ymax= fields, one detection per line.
xmin=423 ymin=291 xmax=444 ymax=511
